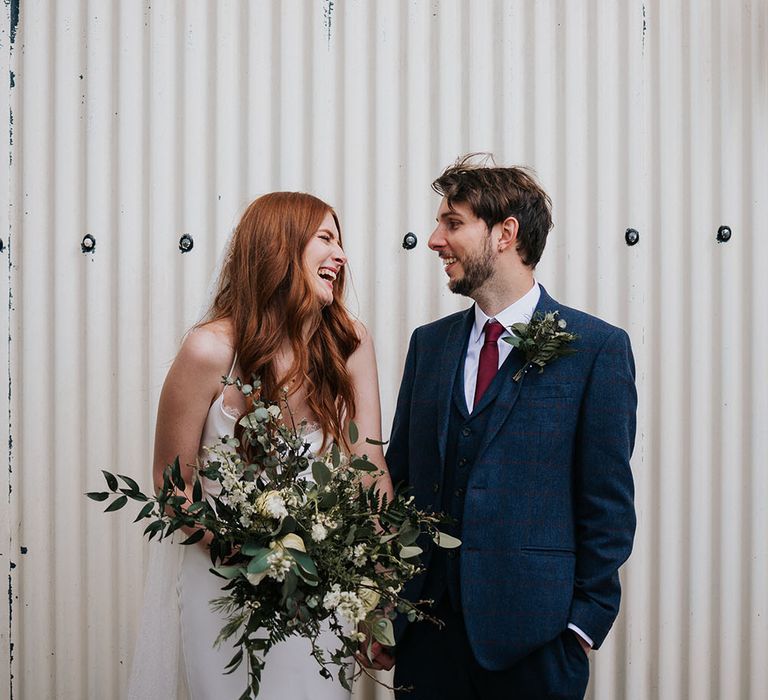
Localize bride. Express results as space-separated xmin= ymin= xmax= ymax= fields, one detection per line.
xmin=128 ymin=192 xmax=393 ymax=700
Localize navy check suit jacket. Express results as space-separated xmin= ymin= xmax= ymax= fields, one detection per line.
xmin=386 ymin=286 xmax=637 ymax=671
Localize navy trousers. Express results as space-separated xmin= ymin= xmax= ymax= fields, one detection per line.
xmin=394 ymin=596 xmax=589 ymax=700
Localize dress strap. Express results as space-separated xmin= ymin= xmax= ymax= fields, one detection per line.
xmin=220 ymin=352 xmax=238 ymax=401
xmin=227 ymin=352 xmax=238 ymax=378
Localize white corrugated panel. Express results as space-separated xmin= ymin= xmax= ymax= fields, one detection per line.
xmin=3 ymin=1 xmax=767 ymax=698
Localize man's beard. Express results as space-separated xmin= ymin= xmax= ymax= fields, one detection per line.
xmin=449 ymin=236 xmax=496 ymax=297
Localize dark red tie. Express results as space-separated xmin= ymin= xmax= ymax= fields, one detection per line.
xmin=474 ymin=320 xmax=505 ymax=406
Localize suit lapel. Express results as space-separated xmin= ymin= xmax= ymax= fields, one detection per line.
xmin=474 ymin=285 xmax=560 ymax=462
xmin=437 ymin=308 xmax=475 ymax=469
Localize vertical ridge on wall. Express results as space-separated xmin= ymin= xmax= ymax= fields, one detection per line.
xmin=748 ymin=7 xmax=768 ymax=699
xmin=1 ymin=0 xmax=15 ymax=699
xmin=5 ymin=2 xmax=768 ymax=699
xmin=84 ymin=2 xmax=116 ymax=696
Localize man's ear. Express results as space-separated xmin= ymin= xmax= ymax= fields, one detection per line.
xmin=497 ymin=216 xmax=519 ymax=253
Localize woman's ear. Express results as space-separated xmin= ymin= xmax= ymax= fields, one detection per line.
xmin=497 ymin=216 xmax=519 ymax=253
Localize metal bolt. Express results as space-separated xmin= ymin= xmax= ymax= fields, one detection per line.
xmin=402 ymin=232 xmax=418 ymax=250
xmin=717 ymin=225 xmax=732 ymax=243
xmin=0 ymin=238 xmax=4 ymax=252
xmin=81 ymin=234 xmax=96 ymax=253
xmin=625 ymin=228 xmax=639 ymax=246
xmin=179 ymin=233 xmax=194 ymax=253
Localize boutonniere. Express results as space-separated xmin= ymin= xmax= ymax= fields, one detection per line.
xmin=503 ymin=311 xmax=578 ymax=382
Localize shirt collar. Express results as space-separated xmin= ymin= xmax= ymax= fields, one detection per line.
xmin=470 ymin=280 xmax=541 ymax=344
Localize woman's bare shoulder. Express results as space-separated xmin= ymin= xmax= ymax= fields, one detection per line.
xmin=351 ymin=318 xmax=373 ymax=347
xmin=177 ymin=319 xmax=235 ymax=374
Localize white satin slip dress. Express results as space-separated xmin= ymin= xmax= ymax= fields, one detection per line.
xmin=177 ymin=364 xmax=352 ymax=700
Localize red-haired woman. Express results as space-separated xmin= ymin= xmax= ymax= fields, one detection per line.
xmin=128 ymin=192 xmax=391 ymax=700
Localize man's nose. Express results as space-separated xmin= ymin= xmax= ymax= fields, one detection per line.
xmin=428 ymin=226 xmax=443 ymax=250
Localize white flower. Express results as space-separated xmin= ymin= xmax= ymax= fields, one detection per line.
xmin=311 ymin=523 xmax=328 ymax=542
xmin=348 ymin=543 xmax=367 ymax=567
xmin=323 ymin=584 xmax=342 ymax=611
xmin=267 ymin=404 xmax=282 ymax=419
xmin=322 ymin=584 xmax=367 ymax=625
xmin=265 ymin=550 xmax=293 ymax=582
xmin=338 ymin=594 xmax=367 ymax=626
xmin=255 ymin=491 xmax=288 ymax=520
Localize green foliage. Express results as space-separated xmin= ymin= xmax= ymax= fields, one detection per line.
xmin=87 ymin=382 xmax=457 ymax=698
xmin=502 ymin=310 xmax=579 ymax=381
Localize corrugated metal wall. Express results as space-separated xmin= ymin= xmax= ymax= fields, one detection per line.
xmin=3 ymin=1 xmax=767 ymax=698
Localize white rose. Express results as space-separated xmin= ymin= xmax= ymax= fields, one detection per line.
xmin=255 ymin=491 xmax=288 ymax=519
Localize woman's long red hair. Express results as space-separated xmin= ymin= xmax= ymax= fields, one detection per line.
xmin=205 ymin=192 xmax=360 ymax=446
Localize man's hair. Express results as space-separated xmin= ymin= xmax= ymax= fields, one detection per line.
xmin=431 ymin=153 xmax=553 ymax=267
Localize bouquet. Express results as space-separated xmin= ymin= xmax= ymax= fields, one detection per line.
xmin=88 ymin=378 xmax=459 ymax=699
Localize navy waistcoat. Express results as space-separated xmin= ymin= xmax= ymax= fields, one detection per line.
xmin=422 ymin=347 xmax=510 ymax=609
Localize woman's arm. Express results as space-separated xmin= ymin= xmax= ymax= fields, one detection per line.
xmin=153 ymin=324 xmax=234 ymax=544
xmin=345 ymin=321 xmax=394 ymax=501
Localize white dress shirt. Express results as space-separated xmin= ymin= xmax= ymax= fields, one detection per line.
xmin=461 ymin=279 xmax=593 ymax=650
xmin=463 ymin=281 xmax=541 ymax=412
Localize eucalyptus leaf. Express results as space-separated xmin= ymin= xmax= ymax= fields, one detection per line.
xmin=85 ymin=491 xmax=109 ymax=502
xmin=213 ymin=565 xmax=245 ymax=580
xmin=134 ymin=501 xmax=155 ymax=522
xmin=117 ymin=474 xmax=141 ymax=492
xmin=281 ymin=570 xmax=298 ymax=601
xmin=102 ymin=470 xmax=118 ymax=492
xmin=433 ymin=531 xmax=462 ymax=549
xmin=252 ymin=407 xmax=269 ymax=422
xmin=318 ymin=491 xmax=338 ymax=509
xmin=180 ymin=529 xmax=205 ymax=546
xmin=224 ymin=647 xmax=244 ymax=671
xmin=143 ymin=520 xmax=164 ymax=537
xmin=371 ymin=617 xmax=396 ymax=647
xmin=246 ymin=548 xmax=272 ymax=574
xmin=241 ymin=540 xmax=268 ymax=556
xmin=399 ymin=545 xmax=423 ymax=559
xmin=104 ymin=495 xmax=128 ymax=512
xmin=120 ymin=488 xmax=149 ymax=502
xmin=348 ymin=421 xmax=359 ymax=444
xmin=397 ymin=522 xmax=420 ymax=546
xmin=364 ymin=437 xmax=389 ymax=446
xmin=350 ymin=457 xmax=378 ymax=472
xmin=288 ymin=548 xmax=319 ymax=581
xmin=311 ymin=461 xmax=331 ymax=489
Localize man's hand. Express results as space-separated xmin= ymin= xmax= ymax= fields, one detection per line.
xmin=355 ymin=639 xmax=395 ymax=671
xmin=573 ymin=632 xmax=591 ymax=657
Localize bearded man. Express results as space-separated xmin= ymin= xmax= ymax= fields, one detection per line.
xmin=376 ymin=156 xmax=637 ymax=700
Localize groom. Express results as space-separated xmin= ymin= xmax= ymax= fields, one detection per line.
xmin=378 ymin=156 xmax=637 ymax=698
